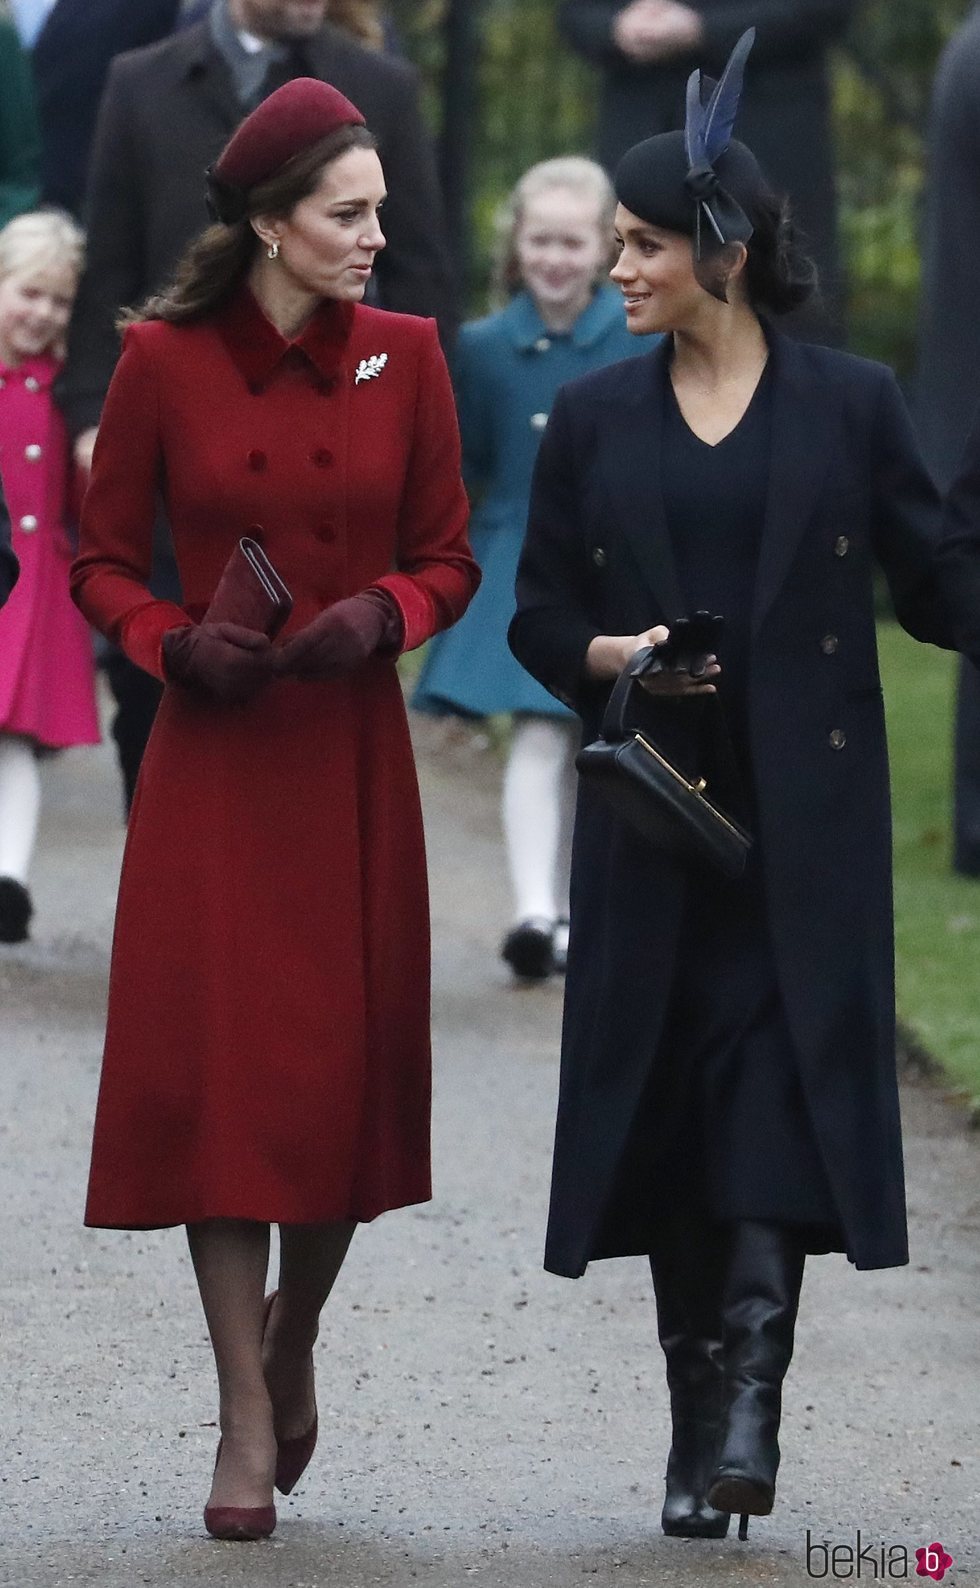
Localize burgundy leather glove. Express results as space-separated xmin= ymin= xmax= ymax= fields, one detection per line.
xmin=162 ymin=621 xmax=275 ymax=704
xmin=274 ymin=590 xmax=403 ymax=681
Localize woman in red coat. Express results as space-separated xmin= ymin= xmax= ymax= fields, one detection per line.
xmin=71 ymin=79 xmax=478 ymax=1541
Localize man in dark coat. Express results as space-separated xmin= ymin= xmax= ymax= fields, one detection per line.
xmin=26 ymin=0 xmax=181 ymax=217
xmin=558 ymin=0 xmax=855 ymax=340
xmin=61 ymin=0 xmax=458 ymax=811
xmin=0 ymin=472 xmax=20 ymax=607
xmin=915 ymin=1 xmax=980 ymax=877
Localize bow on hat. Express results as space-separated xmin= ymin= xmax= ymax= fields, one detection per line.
xmin=683 ymin=28 xmax=756 ymax=288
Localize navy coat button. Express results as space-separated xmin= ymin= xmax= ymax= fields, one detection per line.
xmin=592 ymin=546 xmax=607 ymax=567
xmin=247 ymin=449 xmax=267 ymax=471
xmin=312 ymin=448 xmax=333 ymax=468
xmin=834 ymin=535 xmax=850 ymax=557
xmin=821 ymin=634 xmax=839 ymax=655
xmin=829 ymin=728 xmax=846 ymax=750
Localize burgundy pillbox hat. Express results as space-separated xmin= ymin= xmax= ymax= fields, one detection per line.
xmin=206 ymin=77 xmax=367 ymax=224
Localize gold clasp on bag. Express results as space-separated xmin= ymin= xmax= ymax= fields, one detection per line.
xmin=634 ymin=733 xmax=708 ymax=796
xmin=633 ymin=734 xmax=744 ymax=840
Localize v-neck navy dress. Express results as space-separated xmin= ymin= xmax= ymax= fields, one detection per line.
xmin=628 ymin=364 xmax=839 ymax=1237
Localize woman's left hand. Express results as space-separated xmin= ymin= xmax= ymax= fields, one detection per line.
xmin=274 ymin=591 xmax=400 ymax=681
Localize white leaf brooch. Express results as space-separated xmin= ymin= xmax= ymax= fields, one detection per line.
xmin=354 ymin=353 xmax=388 ymax=385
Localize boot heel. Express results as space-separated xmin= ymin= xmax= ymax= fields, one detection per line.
xmin=706 ymin=1472 xmax=774 ymax=1517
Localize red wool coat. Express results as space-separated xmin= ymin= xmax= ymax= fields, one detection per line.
xmin=72 ymin=287 xmax=478 ymax=1229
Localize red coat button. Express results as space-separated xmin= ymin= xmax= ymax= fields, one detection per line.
xmin=312 ymin=448 xmax=333 ymax=468
xmin=247 ymin=449 xmax=267 ymax=472
xmin=317 ymin=523 xmax=337 ymax=543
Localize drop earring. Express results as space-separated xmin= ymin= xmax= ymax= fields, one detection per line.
xmin=268 ymin=241 xmax=280 ymax=261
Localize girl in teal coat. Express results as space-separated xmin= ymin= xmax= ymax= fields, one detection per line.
xmin=414 ymin=157 xmax=640 ymax=979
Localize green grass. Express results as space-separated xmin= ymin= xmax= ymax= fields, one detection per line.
xmin=880 ymin=621 xmax=980 ymax=1105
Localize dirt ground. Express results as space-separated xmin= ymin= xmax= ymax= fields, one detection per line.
xmin=2 ymin=712 xmax=977 ymax=1587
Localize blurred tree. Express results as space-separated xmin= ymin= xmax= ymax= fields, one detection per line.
xmin=390 ymin=0 xmax=974 ymax=372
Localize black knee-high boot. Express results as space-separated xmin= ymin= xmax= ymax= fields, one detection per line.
xmin=706 ymin=1220 xmax=806 ymax=1533
xmin=649 ymin=1216 xmax=731 ymax=1539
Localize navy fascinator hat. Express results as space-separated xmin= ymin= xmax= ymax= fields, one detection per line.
xmin=614 ymin=29 xmax=769 ymax=302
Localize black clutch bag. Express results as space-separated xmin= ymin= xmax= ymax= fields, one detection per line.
xmin=575 ymin=647 xmax=753 ymax=880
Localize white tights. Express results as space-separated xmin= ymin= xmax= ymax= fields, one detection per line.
xmin=0 ymin=734 xmax=41 ymax=884
xmin=502 ymin=716 xmax=577 ymax=925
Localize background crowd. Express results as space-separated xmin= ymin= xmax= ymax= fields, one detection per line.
xmin=0 ymin=0 xmax=979 ymax=1075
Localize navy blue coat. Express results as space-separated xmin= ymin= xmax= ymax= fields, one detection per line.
xmin=510 ymin=328 xmax=953 ymax=1276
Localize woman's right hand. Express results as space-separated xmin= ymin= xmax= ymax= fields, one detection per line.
xmin=585 ymin=626 xmax=721 ymax=695
xmin=162 ymin=621 xmax=275 ymax=705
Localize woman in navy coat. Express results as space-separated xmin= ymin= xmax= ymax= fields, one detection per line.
xmin=414 ymin=158 xmax=638 ymax=979
xmin=510 ymin=36 xmax=954 ymax=1543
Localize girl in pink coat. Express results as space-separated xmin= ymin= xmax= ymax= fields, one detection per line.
xmin=0 ymin=210 xmax=99 ymax=942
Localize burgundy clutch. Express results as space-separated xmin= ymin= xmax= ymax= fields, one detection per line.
xmin=205 ymin=537 xmax=293 ymax=639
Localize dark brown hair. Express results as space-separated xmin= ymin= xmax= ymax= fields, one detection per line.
xmin=125 ymin=123 xmax=377 ymax=327
xmin=742 ymin=186 xmax=817 ymax=316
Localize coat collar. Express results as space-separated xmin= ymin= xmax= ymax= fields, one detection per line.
xmin=177 ymin=15 xmax=349 ymax=83
xmin=595 ymin=324 xmax=840 ymax=632
xmin=213 ymin=284 xmax=355 ymax=391
xmin=0 ymin=351 xmax=58 ymax=390
xmin=502 ymin=287 xmax=628 ymax=352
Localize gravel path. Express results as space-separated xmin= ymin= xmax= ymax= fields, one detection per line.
xmin=2 ymin=709 xmax=977 ymax=1587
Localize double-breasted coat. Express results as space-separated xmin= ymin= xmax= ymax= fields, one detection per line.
xmin=72 ymin=287 xmax=478 ymax=1229
xmin=0 ymin=352 xmax=99 ymax=748
xmin=509 ymin=329 xmax=953 ymax=1277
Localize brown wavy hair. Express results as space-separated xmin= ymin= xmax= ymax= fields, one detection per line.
xmin=329 ymin=0 xmax=384 ymax=49
xmin=124 ymin=123 xmax=377 ymax=327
